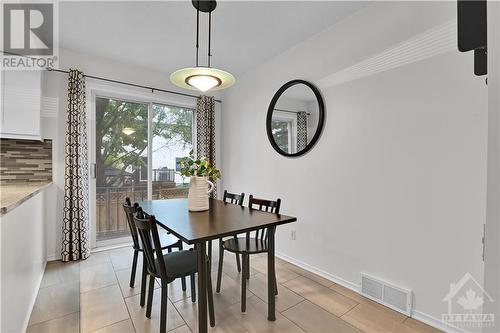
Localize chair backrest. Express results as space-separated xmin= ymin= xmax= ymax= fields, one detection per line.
xmin=247 ymin=195 xmax=282 ymax=241
xmin=123 ymin=197 xmax=140 ymax=250
xmin=248 ymin=195 xmax=281 ymax=214
xmin=133 ymin=207 xmax=167 ymax=279
xmin=223 ymin=190 xmax=245 ymax=206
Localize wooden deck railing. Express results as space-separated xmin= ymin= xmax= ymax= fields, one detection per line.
xmin=96 ymin=185 xmax=189 ymax=241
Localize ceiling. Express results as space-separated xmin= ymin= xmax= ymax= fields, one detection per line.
xmin=59 ymin=1 xmax=369 ymax=76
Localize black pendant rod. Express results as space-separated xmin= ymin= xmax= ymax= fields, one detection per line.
xmin=46 ymin=67 xmax=222 ymax=103
xmin=196 ymin=1 xmax=200 ymax=67
xmin=208 ymin=11 xmax=212 ymax=67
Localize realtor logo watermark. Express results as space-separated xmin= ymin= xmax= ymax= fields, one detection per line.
xmin=442 ymin=272 xmax=495 ymax=329
xmin=2 ymin=2 xmax=58 ymax=69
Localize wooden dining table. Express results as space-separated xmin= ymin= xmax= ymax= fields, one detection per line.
xmin=139 ymin=198 xmax=297 ymax=333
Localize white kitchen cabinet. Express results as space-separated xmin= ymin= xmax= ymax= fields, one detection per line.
xmin=0 ymin=69 xmax=42 ymax=140
xmin=1 ymin=185 xmax=50 ymax=333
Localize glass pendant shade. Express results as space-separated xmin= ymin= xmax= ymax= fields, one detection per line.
xmin=170 ymin=67 xmax=235 ymax=92
xmin=186 ymin=75 xmax=220 ymax=92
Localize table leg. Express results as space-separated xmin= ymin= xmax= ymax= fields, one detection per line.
xmin=197 ymin=241 xmax=208 ymax=333
xmin=267 ymin=226 xmax=276 ymax=321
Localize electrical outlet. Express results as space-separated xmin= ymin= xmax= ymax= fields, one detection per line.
xmin=291 ymin=230 xmax=296 ymax=240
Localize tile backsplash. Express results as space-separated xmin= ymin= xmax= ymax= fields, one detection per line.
xmin=0 ymin=138 xmax=53 ymax=183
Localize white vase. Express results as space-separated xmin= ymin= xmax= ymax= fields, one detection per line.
xmin=188 ymin=176 xmax=214 ymax=211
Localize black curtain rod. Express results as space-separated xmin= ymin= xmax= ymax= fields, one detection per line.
xmin=46 ymin=67 xmax=222 ymax=103
xmin=274 ymin=108 xmax=310 ymax=116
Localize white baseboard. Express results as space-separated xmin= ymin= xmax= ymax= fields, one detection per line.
xmin=92 ymin=242 xmax=133 ymax=253
xmin=21 ymin=260 xmax=47 ymax=333
xmin=412 ymin=310 xmax=469 ymax=333
xmin=276 ymin=252 xmax=469 ymax=333
xmin=46 ymin=253 xmax=60 ymax=262
xmin=276 ymin=251 xmax=359 ymax=291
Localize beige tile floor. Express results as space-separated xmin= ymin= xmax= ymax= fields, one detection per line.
xmin=27 ymin=245 xmax=442 ymax=333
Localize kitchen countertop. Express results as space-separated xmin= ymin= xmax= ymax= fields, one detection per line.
xmin=0 ymin=181 xmax=52 ymax=215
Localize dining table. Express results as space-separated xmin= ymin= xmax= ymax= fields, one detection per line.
xmin=139 ymin=198 xmax=297 ymax=333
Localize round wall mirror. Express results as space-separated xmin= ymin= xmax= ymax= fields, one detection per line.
xmin=266 ymin=80 xmax=325 ymax=157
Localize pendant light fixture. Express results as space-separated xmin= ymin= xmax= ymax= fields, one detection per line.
xmin=170 ymin=1 xmax=235 ymax=92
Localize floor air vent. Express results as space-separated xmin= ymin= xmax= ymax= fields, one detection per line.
xmin=361 ymin=273 xmax=412 ymax=315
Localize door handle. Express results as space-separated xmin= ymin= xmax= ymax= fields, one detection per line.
xmin=90 ymin=163 xmax=96 ymax=179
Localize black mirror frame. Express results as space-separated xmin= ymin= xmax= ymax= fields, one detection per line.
xmin=266 ymin=79 xmax=325 ymax=157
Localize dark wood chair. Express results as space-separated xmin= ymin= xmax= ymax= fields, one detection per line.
xmin=123 ymin=198 xmax=191 ymax=306
xmin=213 ymin=190 xmax=244 ymax=291
xmin=134 ymin=207 xmax=215 ymax=333
xmin=215 ymin=195 xmax=280 ymax=312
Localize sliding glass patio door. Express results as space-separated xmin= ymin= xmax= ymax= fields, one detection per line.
xmin=91 ymin=94 xmax=194 ymax=247
xmin=151 ymin=103 xmax=193 ymax=199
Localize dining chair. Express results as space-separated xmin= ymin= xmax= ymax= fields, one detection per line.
xmin=214 ymin=190 xmax=244 ymax=292
xmin=134 ymin=207 xmax=215 ymax=333
xmin=123 ymin=198 xmax=191 ymax=306
xmin=215 ymin=195 xmax=281 ymax=312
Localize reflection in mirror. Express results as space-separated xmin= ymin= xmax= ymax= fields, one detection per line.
xmin=267 ymin=81 xmax=324 ymax=156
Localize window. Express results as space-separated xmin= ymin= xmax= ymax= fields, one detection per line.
xmin=151 ymin=103 xmax=194 ymax=199
xmin=271 ymin=120 xmax=291 ymax=153
xmin=93 ymin=95 xmax=195 ymax=243
xmin=271 ymin=112 xmax=296 ymax=154
xmin=95 ymin=97 xmax=148 ymax=241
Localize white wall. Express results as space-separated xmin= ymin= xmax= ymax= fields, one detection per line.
xmin=221 ymin=1 xmax=487 ymax=327
xmin=483 ymin=2 xmax=500 ymax=332
xmin=42 ymin=48 xmax=222 ymax=259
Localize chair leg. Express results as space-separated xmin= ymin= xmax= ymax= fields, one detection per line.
xmin=241 ymin=254 xmax=247 ymax=312
xmin=178 ymin=242 xmax=187 ymax=291
xmin=246 ymin=256 xmax=250 ymax=280
xmin=160 ymin=282 xmax=168 ymax=333
xmin=146 ymin=276 xmax=155 ymax=318
xmin=130 ymin=250 xmax=139 ymax=288
xmin=216 ymin=240 xmax=224 ymax=293
xmin=235 ymin=253 xmax=241 ymax=273
xmin=140 ymin=256 xmax=147 ymax=307
xmin=274 ymin=272 xmax=278 ymax=295
xmin=181 ymin=277 xmax=187 ymax=291
xmin=208 ymin=240 xmax=212 ymax=263
xmin=190 ymin=274 xmax=196 ymax=302
xmin=207 ymin=261 xmax=216 ymax=327
xmin=234 ymin=235 xmax=241 ymax=272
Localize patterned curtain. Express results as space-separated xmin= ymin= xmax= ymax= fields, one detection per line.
xmin=196 ymin=95 xmax=217 ymax=198
xmin=297 ymin=112 xmax=308 ymax=151
xmin=62 ymin=69 xmax=90 ymax=262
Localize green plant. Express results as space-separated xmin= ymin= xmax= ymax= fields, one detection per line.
xmin=178 ymin=150 xmax=221 ymax=181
